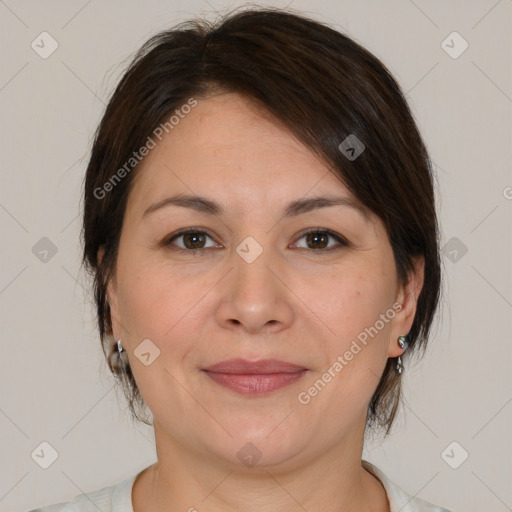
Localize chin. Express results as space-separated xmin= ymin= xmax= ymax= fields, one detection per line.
xmin=202 ymin=419 xmax=310 ymax=472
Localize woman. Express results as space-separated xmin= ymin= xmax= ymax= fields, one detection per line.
xmin=30 ymin=7 xmax=452 ymax=512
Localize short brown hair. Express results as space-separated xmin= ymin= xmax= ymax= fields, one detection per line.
xmin=82 ymin=7 xmax=442 ymax=435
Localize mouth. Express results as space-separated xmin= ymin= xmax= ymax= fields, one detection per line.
xmin=201 ymin=358 xmax=309 ymax=395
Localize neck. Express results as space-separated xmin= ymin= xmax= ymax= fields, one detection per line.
xmin=132 ymin=419 xmax=389 ymax=512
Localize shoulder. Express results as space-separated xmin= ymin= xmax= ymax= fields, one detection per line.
xmin=25 ymin=471 xmax=139 ymax=512
xmin=362 ymin=460 xmax=454 ymax=512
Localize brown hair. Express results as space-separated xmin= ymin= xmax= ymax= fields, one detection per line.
xmin=82 ymin=7 xmax=442 ymax=435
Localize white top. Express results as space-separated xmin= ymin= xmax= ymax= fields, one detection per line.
xmin=28 ymin=460 xmax=453 ymax=512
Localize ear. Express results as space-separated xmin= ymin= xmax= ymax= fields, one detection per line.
xmin=387 ymin=255 xmax=425 ymax=358
xmin=97 ymin=246 xmax=122 ymax=341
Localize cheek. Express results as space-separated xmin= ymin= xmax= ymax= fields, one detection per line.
xmin=306 ymin=261 xmax=396 ymax=345
xmin=299 ymin=262 xmax=395 ymax=407
xmin=114 ymin=254 xmax=202 ymax=421
xmin=116 ymin=247 xmax=203 ymax=338
xmin=298 ymin=277 xmax=393 ymax=428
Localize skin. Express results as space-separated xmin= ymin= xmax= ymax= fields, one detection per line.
xmin=105 ymin=92 xmax=424 ymax=512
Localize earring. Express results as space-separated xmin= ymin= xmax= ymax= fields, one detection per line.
xmin=396 ymin=335 xmax=410 ymax=375
xmin=117 ymin=339 xmax=124 ymax=354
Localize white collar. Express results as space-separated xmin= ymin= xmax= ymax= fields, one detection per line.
xmin=112 ymin=461 xmax=450 ymax=512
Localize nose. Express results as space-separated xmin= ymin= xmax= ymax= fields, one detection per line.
xmin=215 ymin=239 xmax=294 ymax=335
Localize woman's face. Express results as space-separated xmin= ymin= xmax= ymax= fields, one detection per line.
xmin=107 ymin=92 xmax=423 ymax=470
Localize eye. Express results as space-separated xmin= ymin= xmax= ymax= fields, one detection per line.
xmin=292 ymin=229 xmax=348 ymax=251
xmin=163 ymin=227 xmax=349 ymax=253
xmin=164 ymin=228 xmax=219 ymax=252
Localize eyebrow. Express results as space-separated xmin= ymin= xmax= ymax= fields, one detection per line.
xmin=142 ymin=193 xmax=371 ymax=222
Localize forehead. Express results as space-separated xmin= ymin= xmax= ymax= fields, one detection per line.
xmin=127 ymin=92 xmax=364 ymax=218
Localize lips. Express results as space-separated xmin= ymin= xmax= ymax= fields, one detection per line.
xmin=203 ymin=358 xmax=307 ymax=374
xmin=202 ymin=358 xmax=308 ymax=395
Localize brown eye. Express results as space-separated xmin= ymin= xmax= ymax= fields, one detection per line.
xmin=165 ymin=229 xmax=217 ymax=252
xmin=293 ymin=229 xmax=348 ymax=251
xmin=306 ymin=231 xmax=329 ymax=249
xmin=164 ymin=228 xmax=348 ymax=254
xmin=181 ymin=232 xmax=207 ymax=249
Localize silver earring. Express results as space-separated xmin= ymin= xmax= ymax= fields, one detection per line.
xmin=117 ymin=339 xmax=124 ymax=354
xmin=396 ymin=335 xmax=409 ymax=375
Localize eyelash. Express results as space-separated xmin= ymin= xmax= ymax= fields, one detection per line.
xmin=163 ymin=227 xmax=349 ymax=254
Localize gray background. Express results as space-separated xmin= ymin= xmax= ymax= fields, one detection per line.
xmin=1 ymin=1 xmax=511 ymax=511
